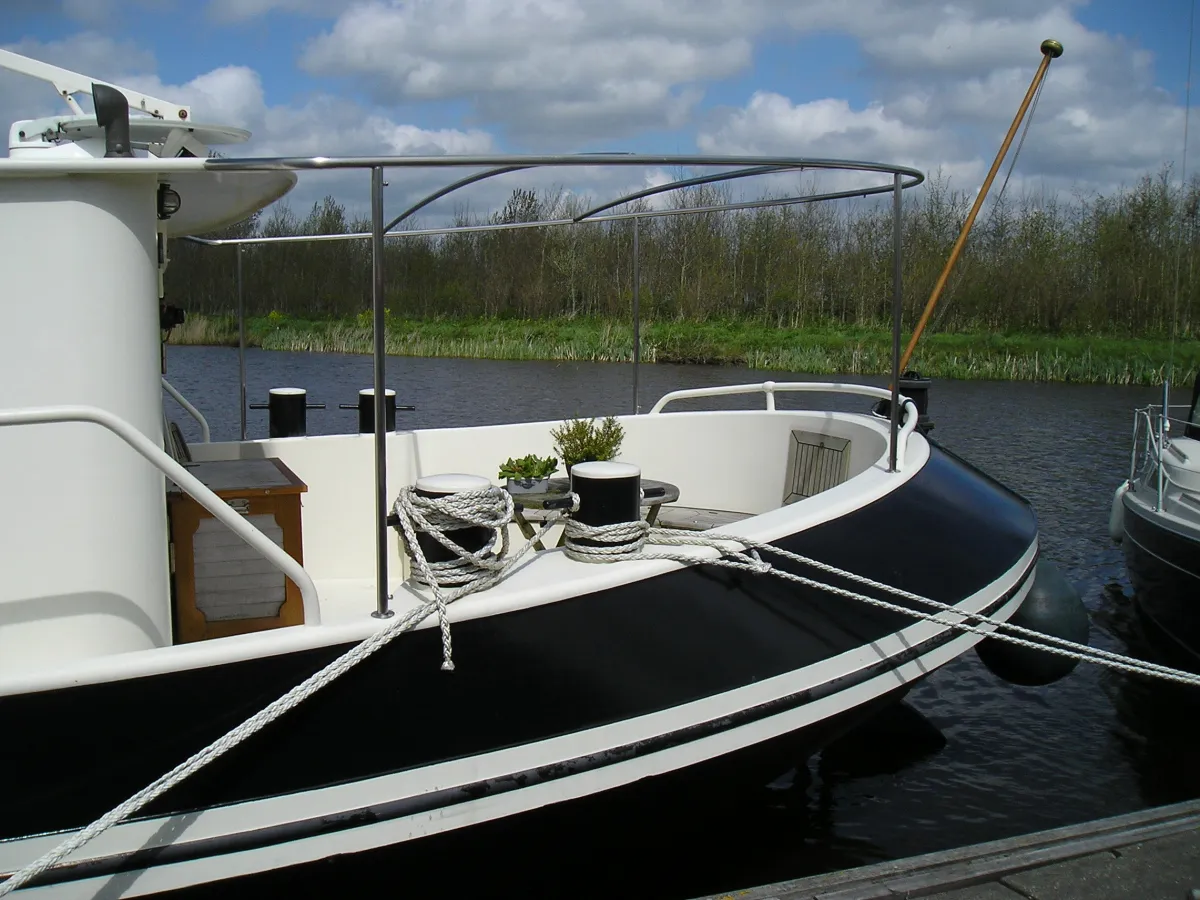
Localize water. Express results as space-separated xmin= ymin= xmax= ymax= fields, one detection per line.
xmin=164 ymin=346 xmax=1200 ymax=897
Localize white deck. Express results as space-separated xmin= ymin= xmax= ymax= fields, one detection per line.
xmin=0 ymin=406 xmax=927 ymax=695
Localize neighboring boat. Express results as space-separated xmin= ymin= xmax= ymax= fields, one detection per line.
xmin=0 ymin=50 xmax=1085 ymax=898
xmin=1110 ymin=372 xmax=1200 ymax=669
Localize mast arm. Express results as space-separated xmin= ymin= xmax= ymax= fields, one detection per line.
xmin=0 ymin=49 xmax=191 ymax=121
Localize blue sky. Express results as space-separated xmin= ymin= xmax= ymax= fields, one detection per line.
xmin=2 ymin=1 xmax=1197 ymax=220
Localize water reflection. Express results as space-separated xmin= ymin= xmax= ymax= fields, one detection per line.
xmin=1094 ymin=582 xmax=1200 ymax=807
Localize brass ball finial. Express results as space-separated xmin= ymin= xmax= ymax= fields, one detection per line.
xmin=1041 ymin=39 xmax=1064 ymax=58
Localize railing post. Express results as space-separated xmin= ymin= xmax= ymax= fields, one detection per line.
xmin=632 ymin=214 xmax=641 ymax=415
xmin=237 ymin=244 xmax=247 ymax=442
xmin=1128 ymin=409 xmax=1140 ymax=486
xmin=1157 ymin=380 xmax=1170 ymax=510
xmin=371 ymin=166 xmax=394 ymax=620
xmin=889 ymin=171 xmax=903 ymax=473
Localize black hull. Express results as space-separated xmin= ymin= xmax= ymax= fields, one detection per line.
xmin=0 ymin=443 xmax=1037 ymax=893
xmin=1122 ymin=501 xmax=1200 ymax=668
xmin=171 ymin=686 xmax=910 ymax=900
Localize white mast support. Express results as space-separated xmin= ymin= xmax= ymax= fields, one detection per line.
xmin=0 ymin=49 xmax=191 ymax=121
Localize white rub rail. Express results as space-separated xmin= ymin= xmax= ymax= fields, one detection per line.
xmin=648 ymin=380 xmax=920 ymax=467
xmin=161 ymin=377 xmax=211 ymax=443
xmin=0 ymin=405 xmax=320 ymax=625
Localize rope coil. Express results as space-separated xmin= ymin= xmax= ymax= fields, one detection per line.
xmin=561 ymin=517 xmax=650 ymax=562
xmin=390 ymin=485 xmax=522 ymax=670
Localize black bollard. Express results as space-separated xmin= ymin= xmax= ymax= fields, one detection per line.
xmin=872 ymin=371 xmax=935 ymax=434
xmin=358 ymin=388 xmax=396 ymax=433
xmin=570 ymin=461 xmax=642 ymax=552
xmin=249 ymin=388 xmax=326 ymax=438
xmin=411 ymin=474 xmax=495 ymax=564
xmin=899 ymin=371 xmax=934 ymax=432
xmin=267 ymin=388 xmax=307 ymax=438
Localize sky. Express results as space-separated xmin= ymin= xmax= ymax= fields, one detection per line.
xmin=2 ymin=0 xmax=1197 ymax=227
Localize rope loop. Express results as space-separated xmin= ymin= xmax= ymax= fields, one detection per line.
xmin=562 ymin=518 xmax=649 ymax=562
xmin=390 ymin=485 xmax=518 ymax=672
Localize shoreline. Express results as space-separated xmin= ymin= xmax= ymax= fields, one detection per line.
xmin=167 ymin=314 xmax=1198 ymax=387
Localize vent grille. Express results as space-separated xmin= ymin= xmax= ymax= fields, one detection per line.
xmin=193 ymin=514 xmax=286 ymax=622
xmin=784 ymin=431 xmax=851 ymax=504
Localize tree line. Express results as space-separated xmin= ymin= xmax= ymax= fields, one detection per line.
xmin=165 ymin=166 xmax=1200 ymax=336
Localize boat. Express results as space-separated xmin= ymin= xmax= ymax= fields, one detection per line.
xmin=0 ymin=48 xmax=1087 ymax=898
xmin=1110 ymin=372 xmax=1200 ymax=669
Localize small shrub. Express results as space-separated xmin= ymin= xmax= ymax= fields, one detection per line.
xmin=551 ymin=416 xmax=624 ymax=470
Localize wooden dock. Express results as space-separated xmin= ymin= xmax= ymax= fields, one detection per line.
xmin=697 ymin=799 xmax=1200 ymax=900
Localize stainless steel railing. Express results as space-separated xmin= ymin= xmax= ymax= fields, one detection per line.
xmin=181 ymin=152 xmax=924 ymax=619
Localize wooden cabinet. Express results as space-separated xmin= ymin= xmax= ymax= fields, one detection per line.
xmin=168 ymin=458 xmax=307 ymax=644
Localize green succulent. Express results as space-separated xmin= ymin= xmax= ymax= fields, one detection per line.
xmin=498 ymin=453 xmax=559 ymax=481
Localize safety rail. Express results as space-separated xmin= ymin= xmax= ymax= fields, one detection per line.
xmin=1128 ymin=379 xmax=1200 ymax=511
xmin=648 ymin=380 xmax=920 ymax=470
xmin=0 ymin=405 xmax=320 ymax=625
xmin=161 ymin=377 xmax=211 ymax=443
xmin=178 ymin=152 xmax=921 ymax=620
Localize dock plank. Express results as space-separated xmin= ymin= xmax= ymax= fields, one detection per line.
xmin=1001 ymin=830 xmax=1200 ymax=900
xmin=694 ymin=800 xmax=1200 ymax=900
xmin=924 ymin=885 xmax=1022 ymax=900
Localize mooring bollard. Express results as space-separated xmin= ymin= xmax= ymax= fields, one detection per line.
xmin=249 ymin=387 xmax=326 ymax=437
xmin=338 ymin=388 xmax=416 ymax=433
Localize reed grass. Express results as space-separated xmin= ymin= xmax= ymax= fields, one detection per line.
xmin=165 ymin=167 xmax=1200 ymax=342
xmin=168 ymin=314 xmax=1200 ymax=386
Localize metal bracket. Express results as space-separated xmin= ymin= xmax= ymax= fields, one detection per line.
xmin=0 ymin=48 xmax=191 ymax=120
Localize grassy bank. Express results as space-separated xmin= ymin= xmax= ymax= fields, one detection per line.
xmin=169 ymin=313 xmax=1200 ymax=386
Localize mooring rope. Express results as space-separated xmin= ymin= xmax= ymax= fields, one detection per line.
xmin=0 ymin=486 xmax=555 ymax=897
xmin=561 ymin=518 xmax=1200 ymax=688
xmin=390 ymin=486 xmax=517 ymax=671
xmin=6 ymin=495 xmax=1200 ymax=895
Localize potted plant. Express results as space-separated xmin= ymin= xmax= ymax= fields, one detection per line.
xmin=498 ymin=453 xmax=559 ymax=494
xmin=550 ymin=416 xmax=625 ymax=475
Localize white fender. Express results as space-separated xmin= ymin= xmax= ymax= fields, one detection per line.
xmin=1109 ymin=480 xmax=1129 ymax=543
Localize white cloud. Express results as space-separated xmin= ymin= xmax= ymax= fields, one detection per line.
xmin=698 ymin=93 xmax=954 ymax=164
xmin=300 ymin=0 xmax=760 ymax=143
xmin=7 ymin=0 xmax=1198 ymax=228
xmin=690 ymin=1 xmax=1194 ymax=202
xmin=61 ymin=0 xmax=176 ymax=25
xmin=205 ymin=0 xmax=356 ymax=23
xmin=292 ymin=0 xmax=1195 ymax=199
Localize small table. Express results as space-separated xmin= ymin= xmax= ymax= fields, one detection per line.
xmin=511 ymin=477 xmax=679 ymax=550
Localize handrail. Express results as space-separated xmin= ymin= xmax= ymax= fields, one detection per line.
xmin=181 ymin=153 xmax=924 ymax=249
xmin=0 ymin=405 xmax=320 ymax=626
xmin=1128 ymin=402 xmax=1200 ymax=509
xmin=161 ymin=377 xmax=211 ymax=442
xmin=647 ymin=380 xmax=920 ymax=470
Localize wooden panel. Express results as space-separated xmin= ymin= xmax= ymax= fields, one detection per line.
xmin=193 ymin=515 xmax=287 ymax=621
xmin=168 ymin=457 xmax=307 ymax=499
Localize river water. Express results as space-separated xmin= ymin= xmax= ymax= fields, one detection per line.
xmin=165 ymin=345 xmax=1200 ymax=898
